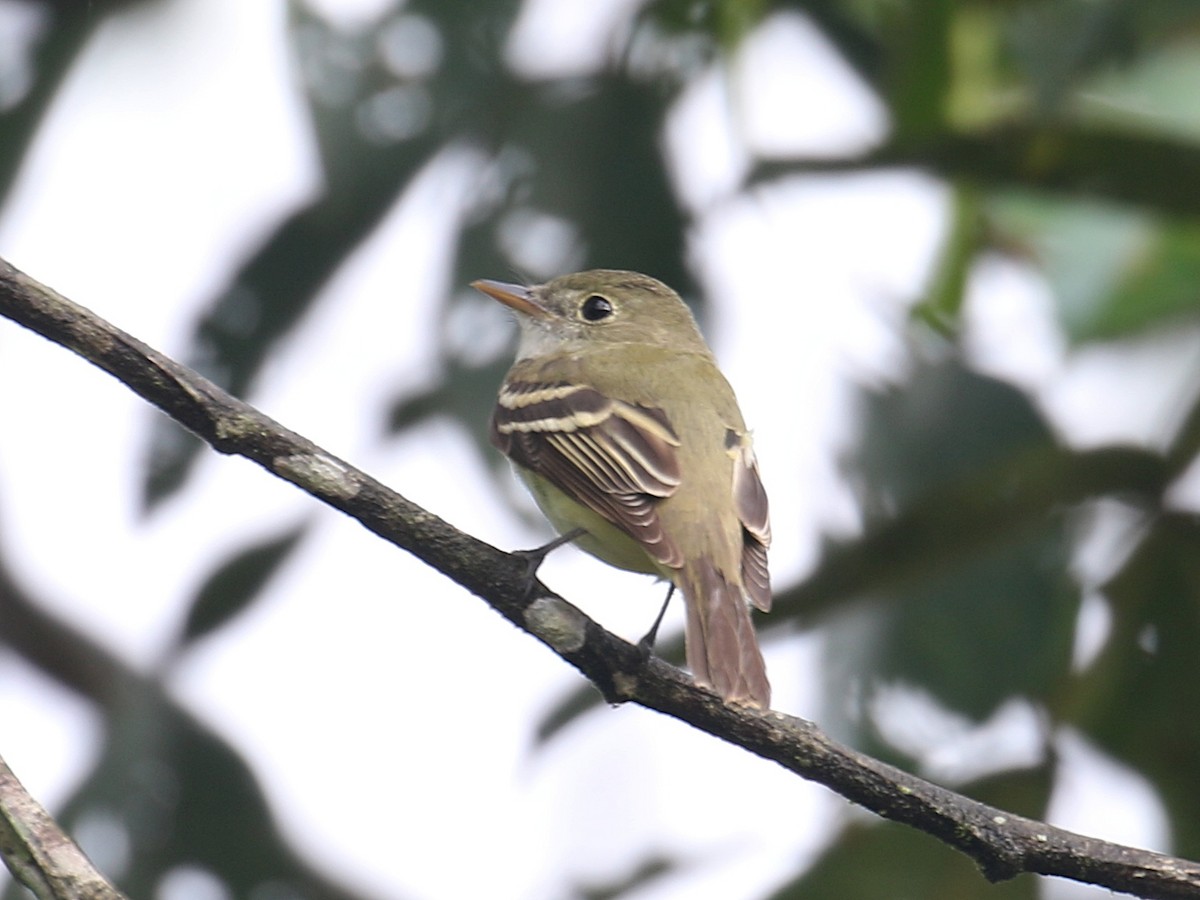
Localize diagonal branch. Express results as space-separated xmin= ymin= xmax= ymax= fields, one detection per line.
xmin=0 ymin=755 xmax=125 ymax=900
xmin=1 ymin=256 xmax=1198 ymax=899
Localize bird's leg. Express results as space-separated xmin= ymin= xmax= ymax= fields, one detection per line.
xmin=637 ymin=583 xmax=676 ymax=654
xmin=512 ymin=527 xmax=587 ymax=592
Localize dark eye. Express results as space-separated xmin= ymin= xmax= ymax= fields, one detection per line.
xmin=581 ymin=294 xmax=614 ymax=322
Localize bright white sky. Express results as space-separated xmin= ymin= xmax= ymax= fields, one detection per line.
xmin=0 ymin=1 xmax=1189 ymax=898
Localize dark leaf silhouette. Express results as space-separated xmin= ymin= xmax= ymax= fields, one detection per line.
xmin=178 ymin=523 xmax=309 ymax=648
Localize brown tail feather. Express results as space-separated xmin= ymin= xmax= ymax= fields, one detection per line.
xmin=680 ymin=559 xmax=771 ymax=708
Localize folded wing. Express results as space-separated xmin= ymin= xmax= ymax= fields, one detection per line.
xmin=491 ymin=381 xmax=685 ymax=568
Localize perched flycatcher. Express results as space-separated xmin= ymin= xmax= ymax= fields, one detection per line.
xmin=473 ymin=269 xmax=772 ymax=707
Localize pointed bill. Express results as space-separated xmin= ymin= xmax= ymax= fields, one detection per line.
xmin=471 ymin=279 xmax=549 ymax=319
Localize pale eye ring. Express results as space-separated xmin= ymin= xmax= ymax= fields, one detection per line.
xmin=581 ymin=294 xmax=614 ymax=322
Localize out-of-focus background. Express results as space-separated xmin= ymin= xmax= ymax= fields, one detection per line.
xmin=2 ymin=0 xmax=1199 ymax=898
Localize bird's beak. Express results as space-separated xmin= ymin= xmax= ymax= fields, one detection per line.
xmin=470 ymin=279 xmax=549 ymax=319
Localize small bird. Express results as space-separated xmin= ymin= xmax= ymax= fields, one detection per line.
xmin=473 ymin=270 xmax=771 ymax=707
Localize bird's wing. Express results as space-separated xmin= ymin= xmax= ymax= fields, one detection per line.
xmin=729 ymin=430 xmax=772 ymax=612
xmin=491 ymin=380 xmax=684 ymax=568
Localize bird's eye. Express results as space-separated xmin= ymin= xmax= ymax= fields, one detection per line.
xmin=581 ymin=294 xmax=614 ymax=322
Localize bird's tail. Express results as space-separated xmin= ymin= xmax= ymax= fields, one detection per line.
xmin=680 ymin=559 xmax=771 ymax=708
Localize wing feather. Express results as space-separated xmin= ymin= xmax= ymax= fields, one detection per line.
xmin=492 ymin=381 xmax=683 ymax=567
xmin=729 ymin=430 xmax=772 ymax=612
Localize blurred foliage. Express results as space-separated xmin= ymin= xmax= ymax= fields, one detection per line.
xmin=1080 ymin=512 xmax=1200 ymax=853
xmin=765 ymin=745 xmax=1057 ymax=897
xmin=770 ymin=761 xmax=1055 ymax=899
xmin=59 ymin=690 xmax=367 ymax=900
xmin=3 ymin=0 xmax=1200 ymax=898
xmin=175 ymin=524 xmax=309 ymax=649
xmin=822 ymin=361 xmax=1081 ymax=740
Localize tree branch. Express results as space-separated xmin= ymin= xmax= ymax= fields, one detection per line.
xmin=750 ymin=126 xmax=1200 ymax=218
xmin=0 ymin=755 xmax=125 ymax=900
xmin=1 ymin=256 xmax=1198 ymax=899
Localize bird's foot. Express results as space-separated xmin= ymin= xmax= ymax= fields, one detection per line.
xmin=636 ymin=584 xmax=675 ymax=659
xmin=511 ymin=527 xmax=587 ymax=595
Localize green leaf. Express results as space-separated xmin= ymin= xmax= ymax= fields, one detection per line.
xmin=178 ymin=524 xmax=308 ymax=648
xmin=1076 ymin=40 xmax=1200 ymax=143
xmin=989 ymin=193 xmax=1200 ymax=341
xmin=1007 ymin=0 xmax=1140 ymax=116
xmin=575 ymin=853 xmax=679 ymax=900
